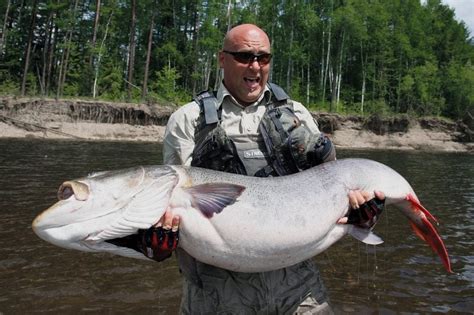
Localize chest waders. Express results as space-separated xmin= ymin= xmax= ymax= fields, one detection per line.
xmin=179 ymin=84 xmax=333 ymax=314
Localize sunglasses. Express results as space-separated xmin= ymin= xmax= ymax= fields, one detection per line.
xmin=223 ymin=50 xmax=272 ymax=65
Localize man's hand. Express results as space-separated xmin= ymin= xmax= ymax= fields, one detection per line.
xmin=337 ymin=190 xmax=385 ymax=229
xmin=137 ymin=210 xmax=180 ymax=262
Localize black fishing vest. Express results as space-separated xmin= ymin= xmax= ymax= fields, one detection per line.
xmin=191 ymin=83 xmax=333 ymax=177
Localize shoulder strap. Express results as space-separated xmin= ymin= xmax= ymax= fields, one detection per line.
xmin=268 ymin=83 xmax=289 ymax=102
xmin=193 ymin=91 xmax=219 ymax=124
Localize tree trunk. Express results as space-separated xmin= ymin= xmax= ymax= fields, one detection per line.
xmin=93 ymin=12 xmax=113 ymax=98
xmin=335 ymin=30 xmax=345 ymax=110
xmin=46 ymin=22 xmax=58 ymax=95
xmin=20 ymin=0 xmax=38 ymax=96
xmin=142 ymin=9 xmax=156 ymax=100
xmin=204 ymin=56 xmax=211 ymax=89
xmin=306 ymin=60 xmax=310 ymax=105
xmin=191 ymin=2 xmax=199 ymax=95
xmin=91 ymin=0 xmax=101 ymax=54
xmin=322 ymin=14 xmax=331 ymax=106
xmin=361 ymin=72 xmax=366 ymax=113
xmin=396 ymin=55 xmax=402 ymax=113
xmin=360 ymin=41 xmax=365 ymax=113
xmin=127 ymin=0 xmax=137 ymax=100
xmin=330 ymin=65 xmax=337 ymax=112
xmin=41 ymin=9 xmax=55 ymax=96
xmin=226 ymin=0 xmax=232 ymax=32
xmin=0 ymin=0 xmax=11 ymax=57
xmin=372 ymin=58 xmax=376 ymax=102
xmin=57 ymin=0 xmax=79 ymax=99
xmin=286 ymin=24 xmax=294 ymax=93
xmin=322 ymin=0 xmax=332 ymax=106
xmin=320 ymin=29 xmax=325 ymax=92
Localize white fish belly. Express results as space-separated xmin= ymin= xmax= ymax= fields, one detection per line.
xmin=173 ymin=166 xmax=352 ymax=272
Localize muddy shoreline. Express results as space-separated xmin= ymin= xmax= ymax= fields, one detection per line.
xmin=0 ymin=97 xmax=472 ymax=152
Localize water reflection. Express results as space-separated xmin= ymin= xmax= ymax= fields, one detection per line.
xmin=0 ymin=140 xmax=472 ymax=313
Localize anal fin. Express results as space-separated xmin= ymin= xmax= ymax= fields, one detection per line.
xmin=348 ymin=226 xmax=384 ymax=245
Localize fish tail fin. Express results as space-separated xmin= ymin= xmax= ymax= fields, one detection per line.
xmin=406 ymin=194 xmax=452 ymax=273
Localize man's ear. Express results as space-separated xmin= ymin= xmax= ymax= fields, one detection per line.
xmin=218 ymin=51 xmax=225 ymax=68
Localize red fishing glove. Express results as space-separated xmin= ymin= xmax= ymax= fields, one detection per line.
xmin=137 ymin=226 xmax=179 ymax=262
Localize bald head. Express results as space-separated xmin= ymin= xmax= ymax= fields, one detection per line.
xmin=223 ymin=24 xmax=271 ymax=52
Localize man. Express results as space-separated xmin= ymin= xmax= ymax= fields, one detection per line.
xmin=144 ymin=24 xmax=384 ymax=314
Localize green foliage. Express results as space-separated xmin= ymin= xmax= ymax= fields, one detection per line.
xmin=0 ymin=71 xmax=19 ymax=95
xmin=363 ymin=99 xmax=393 ymax=115
xmin=0 ymin=0 xmax=472 ymax=120
xmin=99 ymin=64 xmax=125 ymax=101
xmin=443 ymin=61 xmax=474 ymax=117
xmin=63 ymin=82 xmax=80 ymax=97
xmin=151 ymin=66 xmax=185 ymax=104
xmin=24 ymin=73 xmax=39 ymax=96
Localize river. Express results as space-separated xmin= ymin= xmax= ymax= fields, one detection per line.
xmin=0 ymin=139 xmax=472 ymax=314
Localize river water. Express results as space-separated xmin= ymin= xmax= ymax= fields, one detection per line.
xmin=0 ymin=139 xmax=472 ymax=314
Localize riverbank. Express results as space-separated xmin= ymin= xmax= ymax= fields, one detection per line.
xmin=0 ymin=97 xmax=472 ymax=152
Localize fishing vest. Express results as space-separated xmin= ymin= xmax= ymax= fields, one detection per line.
xmin=191 ymin=83 xmax=335 ymax=177
xmin=181 ymin=84 xmax=335 ymax=311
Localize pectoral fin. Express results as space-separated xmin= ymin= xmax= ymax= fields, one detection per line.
xmin=348 ymin=226 xmax=384 ymax=245
xmin=185 ymin=183 xmax=245 ymax=218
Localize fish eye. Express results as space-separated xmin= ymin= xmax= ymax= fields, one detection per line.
xmin=58 ymin=185 xmax=74 ymax=200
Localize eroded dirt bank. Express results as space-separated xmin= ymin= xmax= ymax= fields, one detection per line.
xmin=0 ymin=97 xmax=472 ymax=152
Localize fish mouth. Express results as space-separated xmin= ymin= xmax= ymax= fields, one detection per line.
xmin=80 ymin=233 xmax=151 ymax=260
xmin=104 ymin=234 xmax=142 ymax=253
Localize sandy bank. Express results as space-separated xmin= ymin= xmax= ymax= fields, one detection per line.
xmin=0 ymin=97 xmax=472 ymax=152
xmin=331 ymin=121 xmax=471 ymax=152
xmin=0 ymin=120 xmax=166 ymax=142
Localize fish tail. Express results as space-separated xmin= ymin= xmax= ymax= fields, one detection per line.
xmin=407 ymin=196 xmax=452 ymax=273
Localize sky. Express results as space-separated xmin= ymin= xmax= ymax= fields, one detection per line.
xmin=441 ymin=0 xmax=474 ymax=36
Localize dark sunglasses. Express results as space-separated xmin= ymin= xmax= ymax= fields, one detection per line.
xmin=223 ymin=50 xmax=272 ymax=65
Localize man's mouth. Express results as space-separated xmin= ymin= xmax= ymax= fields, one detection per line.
xmin=244 ymin=77 xmax=260 ymax=90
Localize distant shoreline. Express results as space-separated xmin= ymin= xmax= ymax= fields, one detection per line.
xmin=0 ymin=97 xmax=472 ymax=152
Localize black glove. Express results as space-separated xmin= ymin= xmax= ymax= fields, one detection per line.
xmin=346 ymin=197 xmax=385 ymax=229
xmin=137 ymin=226 xmax=179 ymax=262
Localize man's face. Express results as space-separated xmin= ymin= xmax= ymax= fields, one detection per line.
xmin=219 ymin=28 xmax=271 ymax=106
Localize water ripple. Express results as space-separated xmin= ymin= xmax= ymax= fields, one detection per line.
xmin=1 ymin=141 xmax=472 ymax=313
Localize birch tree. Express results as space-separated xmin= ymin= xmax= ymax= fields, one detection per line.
xmin=0 ymin=0 xmax=11 ymax=57
xmin=142 ymin=3 xmax=156 ymax=100
xmin=126 ymin=0 xmax=136 ymax=100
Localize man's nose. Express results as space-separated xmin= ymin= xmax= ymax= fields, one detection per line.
xmin=249 ymin=58 xmax=261 ymax=69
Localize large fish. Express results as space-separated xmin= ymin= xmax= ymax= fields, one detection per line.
xmin=32 ymin=158 xmax=452 ymax=273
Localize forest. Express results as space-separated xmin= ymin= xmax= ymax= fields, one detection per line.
xmin=0 ymin=0 xmax=473 ymax=120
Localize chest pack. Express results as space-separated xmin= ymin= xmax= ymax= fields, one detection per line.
xmin=190 ymin=90 xmax=247 ymax=174
xmin=191 ymin=83 xmax=335 ymax=176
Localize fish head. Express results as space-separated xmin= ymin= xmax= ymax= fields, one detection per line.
xmin=32 ymin=166 xmax=179 ymax=259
